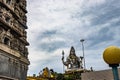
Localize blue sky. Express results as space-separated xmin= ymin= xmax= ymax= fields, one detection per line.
xmin=27 ymin=0 xmax=120 ymax=75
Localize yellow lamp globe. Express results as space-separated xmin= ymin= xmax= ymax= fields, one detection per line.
xmin=103 ymin=46 xmax=120 ymax=65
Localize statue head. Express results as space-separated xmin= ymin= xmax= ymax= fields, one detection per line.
xmin=69 ymin=46 xmax=76 ymax=57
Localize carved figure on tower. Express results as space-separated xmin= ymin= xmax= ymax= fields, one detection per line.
xmin=62 ymin=46 xmax=83 ymax=69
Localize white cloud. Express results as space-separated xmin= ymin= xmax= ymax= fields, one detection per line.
xmin=86 ymin=0 xmax=106 ymax=7
xmin=27 ymin=0 xmax=120 ymax=75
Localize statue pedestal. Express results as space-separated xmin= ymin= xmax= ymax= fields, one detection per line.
xmin=65 ymin=68 xmax=84 ymax=73
xmin=64 ymin=68 xmax=89 ymax=80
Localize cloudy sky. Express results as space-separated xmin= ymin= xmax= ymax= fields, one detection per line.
xmin=26 ymin=0 xmax=120 ymax=75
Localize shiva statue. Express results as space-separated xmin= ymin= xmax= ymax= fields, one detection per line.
xmin=62 ymin=46 xmax=83 ymax=69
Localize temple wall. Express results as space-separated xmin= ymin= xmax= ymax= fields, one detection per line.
xmin=0 ymin=50 xmax=28 ymax=80
xmin=81 ymin=68 xmax=120 ymax=80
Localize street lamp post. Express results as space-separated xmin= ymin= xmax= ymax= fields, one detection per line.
xmin=80 ymin=39 xmax=86 ymax=71
xmin=62 ymin=50 xmax=65 ymax=73
xmin=103 ymin=46 xmax=120 ymax=80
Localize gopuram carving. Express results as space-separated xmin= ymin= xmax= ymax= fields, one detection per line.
xmin=0 ymin=0 xmax=29 ymax=80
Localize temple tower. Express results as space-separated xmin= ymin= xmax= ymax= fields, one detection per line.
xmin=0 ymin=0 xmax=29 ymax=80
